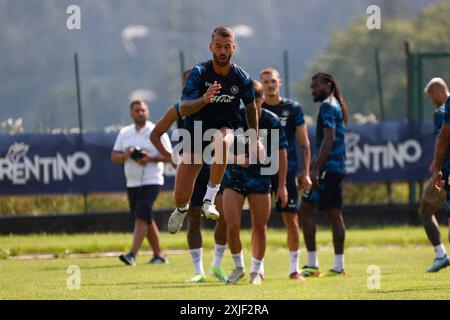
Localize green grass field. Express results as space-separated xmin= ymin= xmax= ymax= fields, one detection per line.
xmin=1 ymin=227 xmax=449 ymax=300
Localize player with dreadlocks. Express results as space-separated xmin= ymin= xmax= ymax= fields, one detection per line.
xmin=299 ymin=72 xmax=348 ymax=277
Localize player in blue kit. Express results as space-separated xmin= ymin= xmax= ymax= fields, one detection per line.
xmin=260 ymin=67 xmax=312 ymax=280
xmin=299 ymin=73 xmax=348 ymax=277
xmin=222 ymin=80 xmax=288 ymax=285
xmin=168 ymin=26 xmax=261 ymax=234
xmin=426 ymin=78 xmax=450 ymax=272
xmin=150 ymin=70 xmax=229 ymax=283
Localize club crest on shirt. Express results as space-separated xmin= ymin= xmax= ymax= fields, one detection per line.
xmin=231 ymin=85 xmax=240 ymax=95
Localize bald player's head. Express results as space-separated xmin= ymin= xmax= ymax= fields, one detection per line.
xmin=424 ymin=77 xmax=450 ymax=107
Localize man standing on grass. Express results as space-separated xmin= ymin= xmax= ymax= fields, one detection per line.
xmin=112 ymin=100 xmax=172 ymax=266
xmin=260 ymin=67 xmax=312 ymax=281
xmin=222 ymin=80 xmax=288 ymax=285
xmin=299 ymin=73 xmax=348 ymax=277
xmin=425 ymin=77 xmax=450 ymax=272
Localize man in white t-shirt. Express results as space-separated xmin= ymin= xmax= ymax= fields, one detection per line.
xmin=112 ymin=100 xmax=173 ymax=266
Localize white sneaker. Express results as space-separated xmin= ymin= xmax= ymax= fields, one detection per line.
xmin=226 ymin=268 xmax=245 ymax=285
xmin=201 ymin=201 xmax=220 ymax=220
xmin=168 ymin=207 xmax=188 ymax=234
xmin=248 ymin=272 xmax=263 ymax=285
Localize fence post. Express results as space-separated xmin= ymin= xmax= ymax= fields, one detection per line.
xmin=74 ymin=52 xmax=88 ymax=214
xmin=375 ymin=48 xmax=392 ymax=203
xmin=74 ymin=53 xmax=84 ymax=134
xmin=283 ymin=50 xmax=290 ymax=98
xmin=179 ymin=50 xmax=185 ymax=81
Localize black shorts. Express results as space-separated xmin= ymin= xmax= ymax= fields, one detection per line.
xmin=127 ymin=185 xmax=161 ymax=223
xmin=190 ymin=165 xmax=224 ymax=207
xmin=183 ymin=118 xmax=241 ymax=155
xmin=223 ymin=165 xmax=272 ymax=196
xmin=271 ymin=170 xmax=299 ymax=213
xmin=302 ymin=171 xmax=345 ymax=211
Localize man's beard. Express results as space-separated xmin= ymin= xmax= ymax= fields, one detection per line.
xmin=313 ymin=92 xmax=328 ymax=103
xmin=213 ymin=53 xmax=232 ymax=67
xmin=134 ymin=119 xmax=146 ymax=126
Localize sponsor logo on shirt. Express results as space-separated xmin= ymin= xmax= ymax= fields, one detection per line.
xmin=211 ymin=95 xmax=235 ymax=103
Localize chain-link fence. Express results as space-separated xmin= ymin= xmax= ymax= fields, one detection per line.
xmin=0 ymin=50 xmax=311 ymax=134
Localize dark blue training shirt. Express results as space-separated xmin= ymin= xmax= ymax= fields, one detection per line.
xmin=181 ymin=60 xmax=255 ymax=130
xmin=174 ymin=102 xmax=194 ymax=129
xmin=263 ymin=98 xmax=305 ymax=172
xmin=315 ymin=97 xmax=347 ymax=174
xmin=434 ymin=104 xmax=446 ymax=136
xmin=232 ymin=108 xmax=288 ymax=175
xmin=441 ymin=97 xmax=450 ymax=173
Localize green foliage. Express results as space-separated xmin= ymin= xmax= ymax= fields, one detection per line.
xmin=0 ymin=183 xmax=413 ymax=216
xmin=296 ymin=2 xmax=450 ymax=122
xmin=0 ymin=192 xmax=175 ymax=216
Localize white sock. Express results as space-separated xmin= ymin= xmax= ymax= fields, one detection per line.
xmin=251 ymin=257 xmax=263 ymax=274
xmin=177 ymin=204 xmax=189 ymax=213
xmin=203 ymin=182 xmax=220 ymax=204
xmin=307 ymin=251 xmax=319 ymax=268
xmin=212 ymin=244 xmax=226 ymax=268
xmin=260 ymin=260 xmax=265 ymax=276
xmin=434 ymin=244 xmax=447 ymax=259
xmin=333 ymin=254 xmax=345 ymax=272
xmin=289 ymin=251 xmax=300 ymax=274
xmin=190 ymin=248 xmax=205 ymax=275
xmin=231 ymin=251 xmax=245 ymax=270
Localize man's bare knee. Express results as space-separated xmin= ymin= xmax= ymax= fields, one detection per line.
xmin=252 ymin=222 xmax=267 ymax=235
xmin=283 ymin=214 xmax=299 ymax=227
xmin=227 ymin=222 xmax=241 ymax=234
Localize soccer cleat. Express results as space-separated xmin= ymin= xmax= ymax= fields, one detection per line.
xmin=226 ymin=268 xmax=245 ymax=285
xmin=201 ymin=201 xmax=220 ymax=220
xmin=426 ymin=255 xmax=449 ymax=273
xmin=249 ymin=272 xmax=263 ymax=285
xmin=186 ymin=274 xmax=206 ymax=283
xmin=119 ymin=253 xmax=136 ymax=266
xmin=168 ymin=207 xmax=188 ymax=234
xmin=149 ymin=256 xmax=168 ymax=265
xmin=289 ymin=271 xmax=306 ymax=281
xmin=210 ymin=266 xmax=228 ymax=283
xmin=300 ymin=266 xmax=321 ymax=277
xmin=325 ymin=269 xmax=347 ymax=277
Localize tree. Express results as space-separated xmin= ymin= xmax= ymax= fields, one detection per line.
xmin=295 ymin=2 xmax=450 ymax=122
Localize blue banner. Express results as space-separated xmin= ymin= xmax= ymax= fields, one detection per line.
xmin=0 ymin=121 xmax=435 ymax=195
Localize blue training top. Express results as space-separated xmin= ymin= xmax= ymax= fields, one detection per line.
xmin=181 ymin=60 xmax=255 ymax=129
xmin=315 ymin=96 xmax=347 ymax=174
xmin=263 ymin=98 xmax=305 ymax=172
